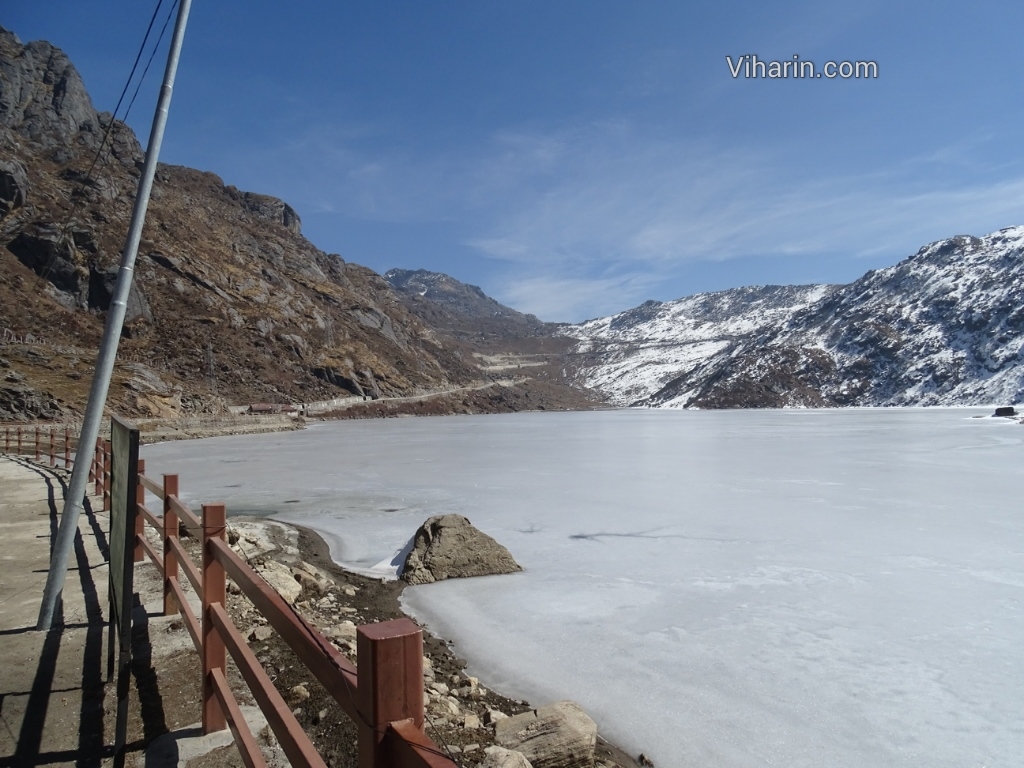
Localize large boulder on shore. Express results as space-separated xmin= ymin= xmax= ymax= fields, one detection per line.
xmin=401 ymin=514 xmax=522 ymax=585
xmin=495 ymin=700 xmax=597 ymax=768
xmin=481 ymin=746 xmax=535 ymax=768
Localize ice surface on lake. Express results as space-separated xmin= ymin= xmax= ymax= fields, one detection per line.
xmin=143 ymin=409 xmax=1024 ymax=767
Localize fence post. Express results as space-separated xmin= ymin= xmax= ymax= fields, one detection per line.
xmin=162 ymin=474 xmax=179 ymax=616
xmin=92 ymin=438 xmax=101 ymax=494
xmin=49 ymin=429 xmax=55 ymax=467
xmin=17 ymin=426 xmax=22 ymax=455
xmin=133 ymin=459 xmax=146 ymax=563
xmin=34 ymin=426 xmax=40 ymax=461
xmin=201 ymin=502 xmax=227 ymax=734
xmin=64 ymin=427 xmax=72 ymax=469
xmin=103 ymin=440 xmax=112 ymax=512
xmin=356 ymin=618 xmax=425 ymax=768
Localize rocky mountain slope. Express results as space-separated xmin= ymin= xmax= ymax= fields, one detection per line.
xmin=565 ymin=227 xmax=1024 ymax=408
xmin=0 ymin=26 xmax=478 ymax=420
xmin=566 ymin=285 xmax=834 ymax=406
xmin=9 ymin=26 xmax=1013 ymax=420
xmin=385 ymin=268 xmax=547 ymax=341
xmin=384 ymin=268 xmax=604 ymax=411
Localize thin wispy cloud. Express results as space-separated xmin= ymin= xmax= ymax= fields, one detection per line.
xmin=447 ymin=123 xmax=1024 ymax=317
xmin=499 ymin=272 xmax=666 ymax=324
xmin=470 ymin=123 xmax=1013 ymax=257
xmin=202 ymin=114 xmax=1024 ymax=320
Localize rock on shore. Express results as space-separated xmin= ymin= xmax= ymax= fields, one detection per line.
xmin=496 ymin=701 xmax=598 ymax=768
xmin=401 ymin=514 xmax=522 ymax=585
xmin=217 ymin=516 xmax=643 ymax=767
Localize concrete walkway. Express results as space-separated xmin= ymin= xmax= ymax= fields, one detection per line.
xmin=0 ymin=456 xmax=111 ymax=767
xmin=0 ymin=455 xmax=280 ymax=768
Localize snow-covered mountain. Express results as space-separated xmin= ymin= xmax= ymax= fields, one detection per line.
xmin=564 ymin=226 xmax=1024 ymax=408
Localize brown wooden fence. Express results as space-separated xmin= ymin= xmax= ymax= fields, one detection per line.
xmin=2 ymin=424 xmax=81 ymax=472
xmin=3 ymin=427 xmax=119 ymax=530
xmin=133 ymin=457 xmax=458 ymax=768
xmin=2 ymin=424 xmax=116 ymax=510
xmin=0 ymin=426 xmax=459 ymax=767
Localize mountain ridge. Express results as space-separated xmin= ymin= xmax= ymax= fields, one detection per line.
xmin=0 ymin=26 xmax=600 ymax=422
xmin=3 ymin=25 xmax=1019 ymax=419
xmin=564 ymin=227 xmax=1024 ymax=408
xmin=0 ymin=27 xmax=481 ymax=420
xmin=384 ymin=268 xmax=549 ymax=342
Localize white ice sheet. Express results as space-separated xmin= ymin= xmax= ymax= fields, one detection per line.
xmin=142 ymin=408 xmax=1024 ymax=767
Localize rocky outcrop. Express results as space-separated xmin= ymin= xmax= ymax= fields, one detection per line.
xmin=401 ymin=514 xmax=522 ymax=585
xmin=0 ymin=27 xmax=486 ymax=421
xmin=7 ymin=223 xmax=86 ymax=300
xmin=385 ymin=269 xmax=539 ymax=323
xmin=495 ymin=700 xmax=598 ymax=768
xmin=0 ymin=27 xmax=142 ymax=167
xmin=0 ymin=158 xmax=28 ymax=218
xmin=88 ymin=264 xmax=153 ymax=326
xmin=5 ymin=222 xmax=152 ymax=323
xmin=0 ymin=381 xmax=65 ymax=420
xmin=482 ymin=746 xmax=535 ymax=768
xmin=236 ymin=189 xmax=302 ymax=235
xmin=256 ymin=560 xmax=303 ymax=604
xmin=385 ymin=268 xmax=551 ymax=342
xmin=0 ymin=29 xmax=95 ymax=148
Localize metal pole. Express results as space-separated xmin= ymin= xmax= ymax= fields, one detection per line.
xmin=37 ymin=0 xmax=194 ymax=630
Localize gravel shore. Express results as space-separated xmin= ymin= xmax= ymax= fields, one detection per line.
xmin=230 ymin=516 xmax=644 ymax=768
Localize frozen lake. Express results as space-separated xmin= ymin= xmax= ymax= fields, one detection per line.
xmin=143 ymin=408 xmax=1024 ymax=767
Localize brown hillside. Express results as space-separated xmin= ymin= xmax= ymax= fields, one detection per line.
xmin=0 ymin=27 xmax=478 ymax=421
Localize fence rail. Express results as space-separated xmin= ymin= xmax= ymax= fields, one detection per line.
xmin=133 ymin=458 xmax=454 ymax=768
xmin=2 ymin=424 xmax=81 ymax=472
xmin=0 ymin=426 xmax=457 ymax=768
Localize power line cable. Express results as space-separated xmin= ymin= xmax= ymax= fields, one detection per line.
xmin=123 ymin=0 xmax=180 ymax=125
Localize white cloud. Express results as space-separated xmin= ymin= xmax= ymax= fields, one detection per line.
xmin=464 ymin=122 xmax=1016 ymax=266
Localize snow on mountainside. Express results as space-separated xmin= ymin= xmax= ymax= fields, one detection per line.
xmin=566 ymin=285 xmax=835 ymax=406
xmin=565 ymin=227 xmax=1024 ymax=408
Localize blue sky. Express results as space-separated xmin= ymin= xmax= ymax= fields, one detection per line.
xmin=6 ymin=1 xmax=1024 ymax=321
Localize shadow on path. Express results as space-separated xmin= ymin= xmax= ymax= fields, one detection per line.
xmin=0 ymin=459 xmax=110 ymax=767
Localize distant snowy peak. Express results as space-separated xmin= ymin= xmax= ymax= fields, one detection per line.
xmin=564 ymin=284 xmax=837 ymax=406
xmin=565 ymin=226 xmax=1024 ymax=408
xmin=575 ymin=284 xmax=835 ymax=343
